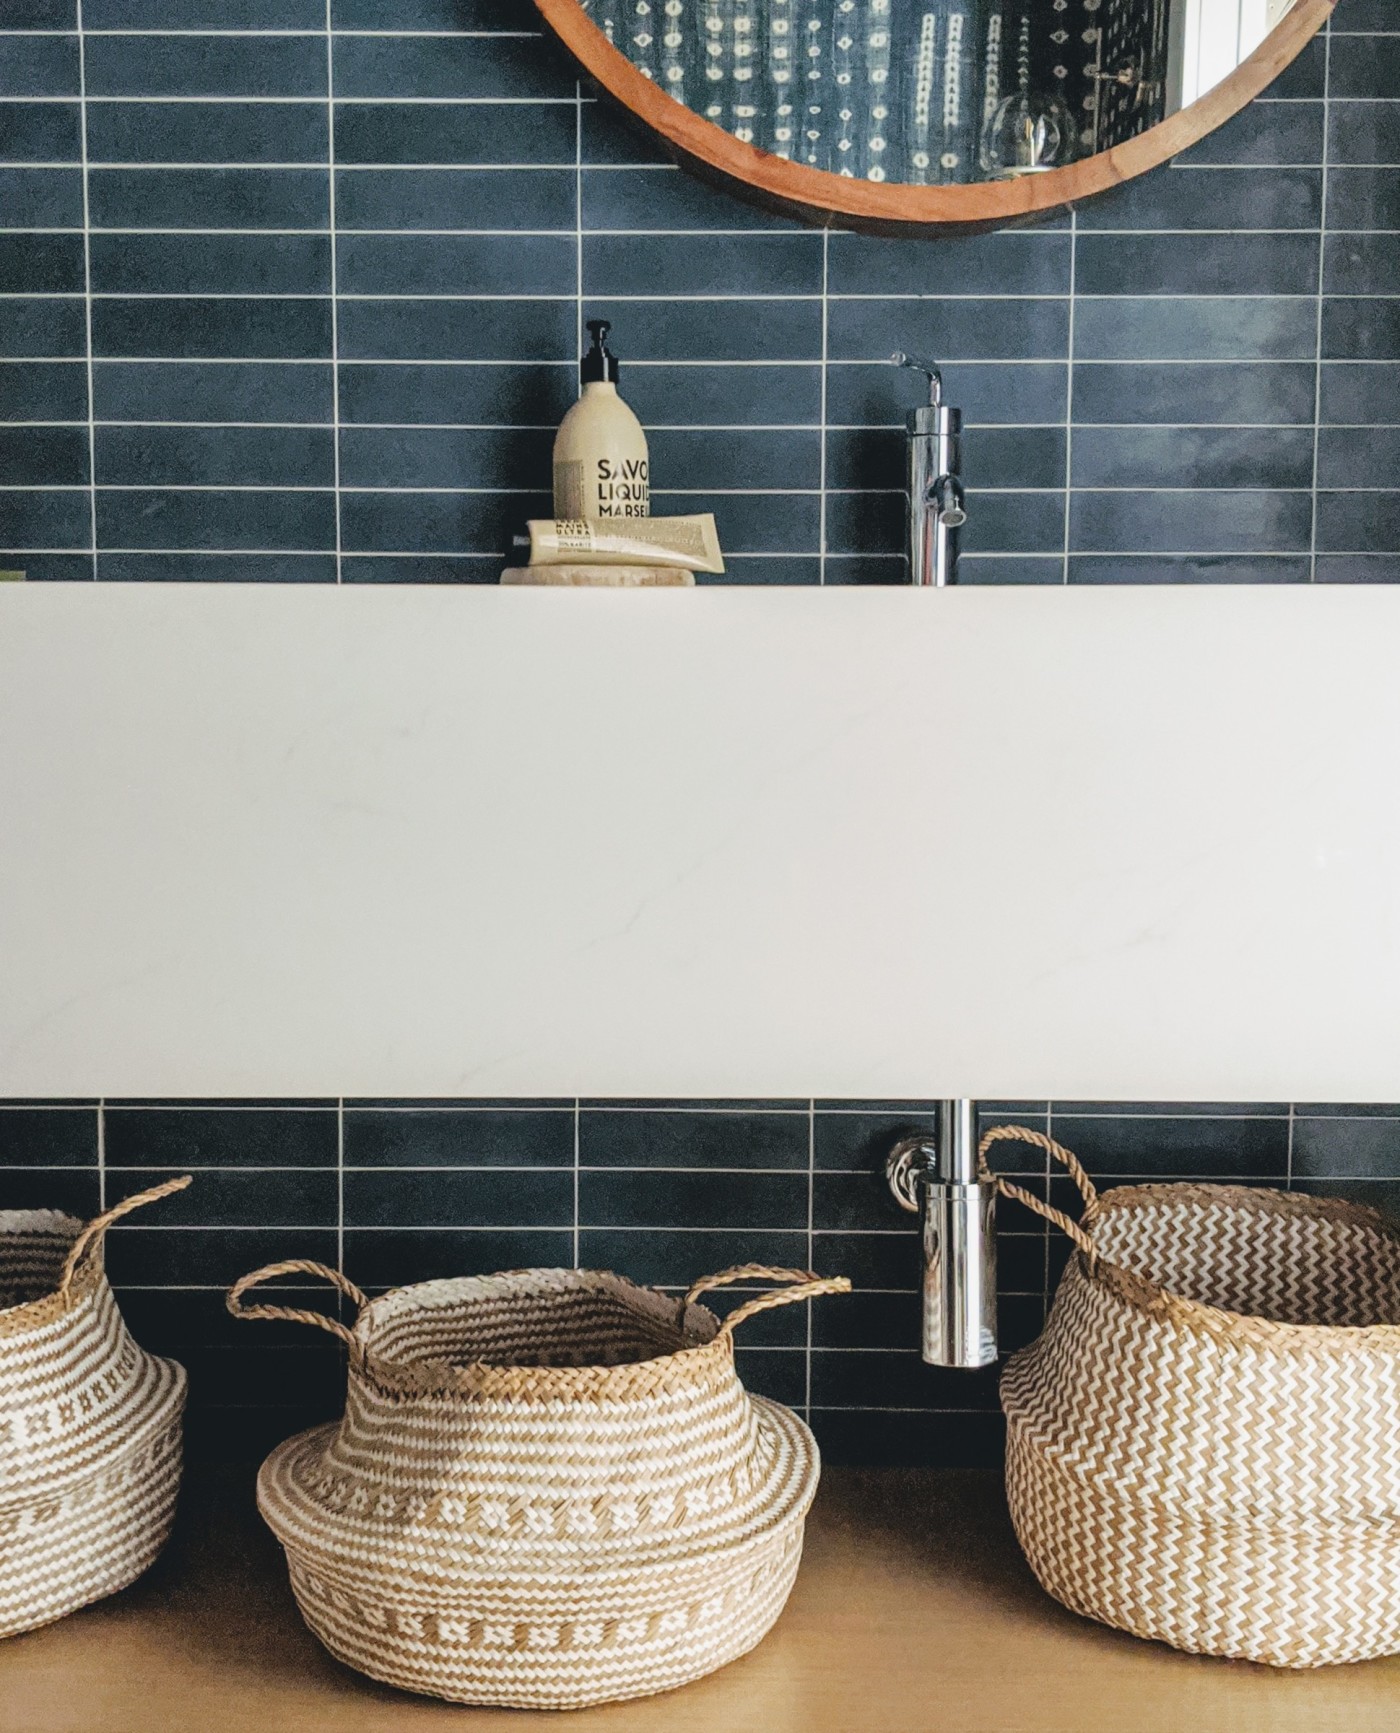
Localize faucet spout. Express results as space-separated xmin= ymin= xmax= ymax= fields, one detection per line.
xmin=892 ymin=354 xmax=964 ymax=586
xmin=887 ymin=1101 xmax=998 ymax=1369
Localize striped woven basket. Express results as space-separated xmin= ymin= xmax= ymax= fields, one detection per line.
xmin=0 ymin=1175 xmax=191 ymax=1639
xmin=229 ymin=1259 xmax=849 ymax=1709
xmin=982 ymin=1124 xmax=1400 ymax=1669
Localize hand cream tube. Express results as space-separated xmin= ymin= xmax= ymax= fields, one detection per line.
xmin=518 ymin=515 xmax=725 ymax=575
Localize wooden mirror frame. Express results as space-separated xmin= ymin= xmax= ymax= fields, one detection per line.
xmin=536 ymin=0 xmax=1335 ymax=231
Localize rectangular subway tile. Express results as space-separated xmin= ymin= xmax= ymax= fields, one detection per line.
xmin=336 ymin=297 xmax=574 ymax=363
xmin=337 ymin=426 xmax=552 ymax=491
xmin=104 ymin=1105 xmax=338 ymax=1170
xmin=0 ymin=1106 xmax=98 ymax=1167
xmin=0 ymin=425 xmax=89 ymax=487
xmin=336 ymin=360 xmax=573 ymax=428
xmin=1314 ymin=491 xmax=1400 ymax=554
xmin=336 ymin=233 xmax=574 ymax=298
xmin=93 ymin=361 xmax=335 ymax=425
xmin=92 ymin=296 xmax=332 ymax=362
xmin=0 ymin=34 xmax=80 ymax=100
xmin=1046 ymin=1114 xmax=1290 ymax=1180
xmin=332 ymin=33 xmax=574 ymax=103
xmin=334 ymin=166 xmax=575 ymax=231
xmin=1076 ymin=168 xmax=1320 ymax=235
xmin=1292 ymin=1116 xmax=1400 ymax=1181
xmin=102 ymin=1166 xmax=338 ymax=1229
xmin=0 ymin=297 xmax=85 ymax=358
xmin=94 ymin=425 xmax=335 ymax=489
xmin=0 ymin=1166 xmax=101 ymax=1215
xmin=575 ymin=1228 xmax=810 ymax=1290
xmin=342 ymin=1166 xmax=573 ymax=1230
xmin=0 ymin=166 xmax=84 ymax=228
xmin=1068 ymin=553 xmax=1311 ymax=585
xmin=1328 ymin=103 xmax=1400 ymax=169
xmin=1071 ymin=361 xmax=1318 ymax=426
xmin=105 ymin=1226 xmax=339 ymax=1289
xmin=0 ymin=100 xmax=81 ymax=163
xmin=1075 ymin=232 xmax=1319 ymax=297
xmin=89 ymin=232 xmax=331 ymax=298
xmin=84 ymin=34 xmax=327 ymax=99
xmin=824 ymin=361 xmax=1068 ymax=428
xmin=86 ymin=101 xmax=329 ymax=168
xmin=577 ymin=1169 xmax=807 ymax=1231
xmin=334 ymin=102 xmax=575 ymax=168
xmin=584 ymin=232 xmax=824 ymax=299
xmin=1070 ymin=489 xmax=1313 ymax=556
xmin=342 ymin=1106 xmax=574 ymax=1169
xmin=1072 ymin=296 xmax=1318 ymax=363
xmin=88 ymin=167 xmax=329 ymax=231
xmin=96 ymin=487 xmax=337 ymax=551
xmin=0 ymin=487 xmax=90 ymax=548
xmin=343 ymin=1227 xmax=574 ymax=1290
xmin=98 ymin=552 xmax=337 ymax=583
xmin=578 ymin=1107 xmax=809 ymax=1171
xmin=826 ymin=297 xmax=1068 ymax=364
xmin=1070 ymin=426 xmax=1316 ymax=491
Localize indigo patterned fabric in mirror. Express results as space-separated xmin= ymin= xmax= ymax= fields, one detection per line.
xmin=584 ymin=0 xmax=1181 ymax=183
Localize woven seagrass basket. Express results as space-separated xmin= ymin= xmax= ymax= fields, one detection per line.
xmin=0 ymin=1175 xmax=191 ymax=1639
xmin=229 ymin=1258 xmax=849 ymax=1709
xmin=981 ymin=1124 xmax=1400 ymax=1669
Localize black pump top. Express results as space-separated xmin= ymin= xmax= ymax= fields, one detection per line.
xmin=581 ymin=318 xmax=619 ymax=384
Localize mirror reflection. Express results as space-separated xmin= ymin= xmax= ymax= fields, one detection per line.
xmin=583 ymin=0 xmax=1301 ymax=184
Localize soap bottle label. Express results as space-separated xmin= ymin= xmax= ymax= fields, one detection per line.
xmin=596 ymin=456 xmax=649 ymax=518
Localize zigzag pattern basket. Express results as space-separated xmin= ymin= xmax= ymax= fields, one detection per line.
xmin=0 ymin=1177 xmax=191 ymax=1639
xmin=983 ymin=1125 xmax=1400 ymax=1669
xmin=229 ymin=1259 xmax=848 ymax=1708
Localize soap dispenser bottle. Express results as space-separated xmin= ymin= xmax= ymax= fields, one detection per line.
xmin=552 ymin=319 xmax=650 ymax=520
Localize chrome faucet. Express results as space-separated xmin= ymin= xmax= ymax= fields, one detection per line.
xmin=891 ymin=352 xmax=965 ymax=587
xmin=886 ymin=1101 xmax=998 ymax=1369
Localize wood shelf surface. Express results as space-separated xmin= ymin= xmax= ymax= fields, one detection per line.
xmin=1 ymin=1466 xmax=1395 ymax=1732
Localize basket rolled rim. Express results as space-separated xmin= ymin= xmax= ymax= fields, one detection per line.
xmin=1076 ymin=1182 xmax=1400 ymax=1351
xmin=0 ymin=1211 xmax=101 ymax=1334
xmin=346 ymin=1267 xmax=734 ymax=1401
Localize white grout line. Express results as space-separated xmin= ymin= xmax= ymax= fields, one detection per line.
xmin=1061 ymin=206 xmax=1076 ymax=586
xmin=804 ymin=1098 xmax=815 ymax=1420
xmin=818 ymin=229 xmax=829 ymax=587
xmin=73 ymin=0 xmax=97 ymax=576
xmin=95 ymin=1095 xmax=105 ymax=1210
xmin=574 ymin=76 xmax=583 ymax=368
xmin=1308 ymin=21 xmax=1333 ymax=586
xmin=335 ymin=1096 xmax=345 ymax=1276
xmin=572 ymin=1098 xmax=581 ymax=1269
xmin=325 ymin=0 xmax=343 ymax=586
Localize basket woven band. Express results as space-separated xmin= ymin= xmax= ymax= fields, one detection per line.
xmin=226 ymin=1260 xmax=370 ymax=1356
xmin=58 ymin=1174 xmax=193 ymax=1295
xmin=682 ymin=1265 xmax=853 ymax=1335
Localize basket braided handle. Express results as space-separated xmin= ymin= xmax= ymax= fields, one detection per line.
xmin=684 ymin=1264 xmax=852 ymax=1337
xmin=977 ymin=1125 xmax=1100 ymax=1260
xmin=226 ymin=1258 xmax=369 ymax=1353
xmin=59 ymin=1174 xmax=193 ymax=1295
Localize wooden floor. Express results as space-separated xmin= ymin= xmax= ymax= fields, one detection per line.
xmin=1 ymin=1467 xmax=1395 ymax=1733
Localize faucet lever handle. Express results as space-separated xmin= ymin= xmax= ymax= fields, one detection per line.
xmin=890 ymin=351 xmax=943 ymax=407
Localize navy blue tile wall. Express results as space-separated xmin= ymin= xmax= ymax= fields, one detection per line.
xmin=2 ymin=7 xmax=1398 ymax=1466
xmin=3 ymin=1098 xmax=1398 ymax=1465
xmin=1 ymin=7 xmax=1396 ymax=585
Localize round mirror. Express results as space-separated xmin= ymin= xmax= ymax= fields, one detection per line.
xmin=536 ymin=0 xmax=1333 ymax=227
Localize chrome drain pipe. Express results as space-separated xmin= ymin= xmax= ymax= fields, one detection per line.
xmin=887 ymin=1100 xmax=998 ymax=1369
